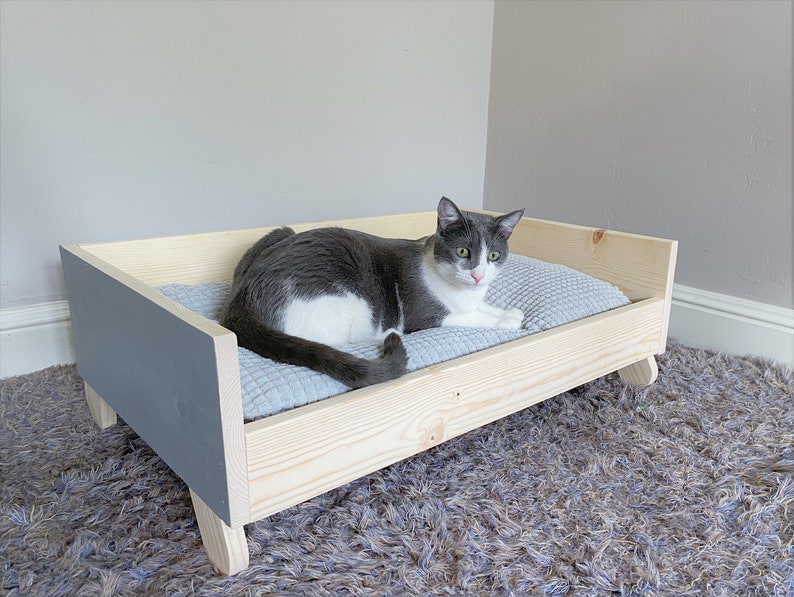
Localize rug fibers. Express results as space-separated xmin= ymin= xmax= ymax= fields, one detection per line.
xmin=1 ymin=340 xmax=792 ymax=596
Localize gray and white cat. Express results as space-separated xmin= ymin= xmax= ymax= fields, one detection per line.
xmin=220 ymin=197 xmax=525 ymax=388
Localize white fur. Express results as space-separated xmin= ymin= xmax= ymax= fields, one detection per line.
xmin=282 ymin=292 xmax=403 ymax=345
xmin=282 ymin=293 xmax=378 ymax=345
xmin=281 ymin=240 xmax=525 ymax=344
xmin=421 ymin=246 xmax=525 ymax=330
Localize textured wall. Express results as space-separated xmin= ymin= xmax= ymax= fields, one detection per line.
xmin=0 ymin=0 xmax=494 ymax=308
xmin=484 ymin=0 xmax=792 ymax=308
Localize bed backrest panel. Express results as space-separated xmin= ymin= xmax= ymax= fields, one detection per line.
xmin=76 ymin=209 xmax=676 ymax=353
xmin=81 ymin=211 xmax=438 ymax=287
xmin=77 ymin=210 xmax=676 ymax=299
xmin=60 ymin=244 xmax=250 ymax=528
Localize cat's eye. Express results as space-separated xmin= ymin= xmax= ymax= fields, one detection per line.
xmin=488 ymin=251 xmax=501 ymax=262
xmin=456 ymin=247 xmax=470 ymax=258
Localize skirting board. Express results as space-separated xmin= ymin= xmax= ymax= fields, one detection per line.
xmin=1 ymin=285 xmax=792 ymax=379
xmin=669 ymin=284 xmax=793 ymax=369
xmin=0 ymin=301 xmax=75 ymax=379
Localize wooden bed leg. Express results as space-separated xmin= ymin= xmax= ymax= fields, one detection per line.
xmin=618 ymin=356 xmax=658 ymax=386
xmin=190 ymin=489 xmax=249 ymax=575
xmin=84 ymin=383 xmax=117 ymax=429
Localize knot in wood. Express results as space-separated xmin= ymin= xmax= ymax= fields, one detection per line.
xmin=422 ymin=418 xmax=446 ymax=449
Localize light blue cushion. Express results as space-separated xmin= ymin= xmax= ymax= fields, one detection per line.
xmin=158 ymin=254 xmax=629 ymax=421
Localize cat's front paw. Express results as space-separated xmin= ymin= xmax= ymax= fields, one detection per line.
xmin=496 ymin=307 xmax=524 ymax=329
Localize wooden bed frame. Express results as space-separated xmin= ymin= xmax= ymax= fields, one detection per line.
xmin=60 ymin=210 xmax=677 ymax=575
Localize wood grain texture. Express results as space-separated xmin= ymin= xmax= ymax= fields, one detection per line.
xmin=244 ymin=298 xmax=665 ymax=521
xmin=190 ymin=489 xmax=249 ymax=576
xmin=81 ymin=211 xmax=438 ymax=287
xmin=77 ymin=212 xmax=676 ymax=353
xmin=84 ymin=383 xmax=117 ymax=429
xmin=506 ymin=216 xmax=678 ymax=353
xmin=618 ymin=356 xmax=659 ymax=386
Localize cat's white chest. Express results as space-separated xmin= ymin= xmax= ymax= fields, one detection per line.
xmin=421 ymin=254 xmax=490 ymax=314
xmin=421 ymin=252 xmax=524 ymax=330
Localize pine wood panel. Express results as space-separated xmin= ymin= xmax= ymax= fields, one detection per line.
xmin=77 ymin=212 xmax=675 ymax=317
xmin=244 ymin=298 xmax=665 ymax=522
xmin=80 ymin=211 xmax=438 ymax=287
xmin=508 ymin=218 xmax=677 ymax=301
xmin=506 ymin=216 xmax=677 ymax=353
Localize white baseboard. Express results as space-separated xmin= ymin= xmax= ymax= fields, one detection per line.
xmin=670 ymin=284 xmax=793 ymax=368
xmin=0 ymin=301 xmax=75 ymax=379
xmin=1 ymin=286 xmax=792 ymax=378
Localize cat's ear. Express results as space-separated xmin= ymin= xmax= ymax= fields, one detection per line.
xmin=437 ymin=196 xmax=464 ymax=231
xmin=495 ymin=209 xmax=525 ymax=238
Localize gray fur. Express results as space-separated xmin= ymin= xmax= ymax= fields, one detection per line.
xmin=219 ymin=197 xmax=524 ymax=387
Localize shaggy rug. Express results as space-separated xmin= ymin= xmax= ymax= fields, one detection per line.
xmin=1 ymin=340 xmax=792 ymax=596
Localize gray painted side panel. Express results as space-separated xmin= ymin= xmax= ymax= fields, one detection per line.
xmin=60 ymin=246 xmax=233 ymax=525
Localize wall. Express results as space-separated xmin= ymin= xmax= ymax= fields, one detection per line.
xmin=3 ymin=0 xmax=792 ymax=374
xmin=485 ymin=1 xmax=792 ymax=312
xmin=1 ymin=0 xmax=494 ymax=310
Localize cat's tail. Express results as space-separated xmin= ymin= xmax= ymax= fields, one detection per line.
xmin=224 ymin=313 xmax=409 ymax=389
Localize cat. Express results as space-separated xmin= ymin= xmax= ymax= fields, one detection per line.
xmin=219 ymin=197 xmax=525 ymax=389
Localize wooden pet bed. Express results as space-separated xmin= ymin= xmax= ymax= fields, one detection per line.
xmin=60 ymin=210 xmax=677 ymax=575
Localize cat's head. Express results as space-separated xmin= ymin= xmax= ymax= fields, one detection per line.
xmin=432 ymin=197 xmax=524 ymax=289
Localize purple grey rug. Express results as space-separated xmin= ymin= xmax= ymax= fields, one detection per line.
xmin=1 ymin=340 xmax=792 ymax=596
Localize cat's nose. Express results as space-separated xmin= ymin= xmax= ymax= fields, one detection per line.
xmin=471 ymin=271 xmax=484 ymax=284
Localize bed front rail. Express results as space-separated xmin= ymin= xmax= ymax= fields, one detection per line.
xmin=245 ymin=297 xmax=665 ymax=522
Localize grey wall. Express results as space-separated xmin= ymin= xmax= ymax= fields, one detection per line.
xmin=0 ymin=0 xmax=494 ymax=309
xmin=484 ymin=0 xmax=792 ymax=309
xmin=5 ymin=0 xmax=791 ymax=312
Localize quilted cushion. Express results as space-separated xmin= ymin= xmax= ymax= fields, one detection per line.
xmin=158 ymin=254 xmax=629 ymax=421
